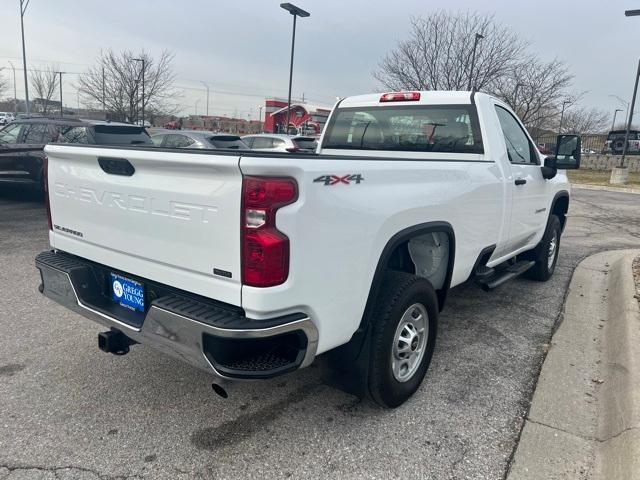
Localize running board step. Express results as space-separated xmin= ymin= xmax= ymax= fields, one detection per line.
xmin=475 ymin=260 xmax=535 ymax=291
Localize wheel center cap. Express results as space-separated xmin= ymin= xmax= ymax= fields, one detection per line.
xmin=410 ymin=337 xmax=419 ymax=351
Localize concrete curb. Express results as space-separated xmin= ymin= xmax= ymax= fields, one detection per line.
xmin=507 ymin=250 xmax=640 ymax=480
xmin=571 ymin=183 xmax=640 ymax=195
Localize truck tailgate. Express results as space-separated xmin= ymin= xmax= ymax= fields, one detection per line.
xmin=45 ymin=145 xmax=242 ymax=306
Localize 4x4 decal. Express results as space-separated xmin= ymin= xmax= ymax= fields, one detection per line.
xmin=313 ymin=174 xmax=364 ymax=186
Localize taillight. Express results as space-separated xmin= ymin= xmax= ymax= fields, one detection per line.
xmin=380 ymin=91 xmax=421 ymax=102
xmin=286 ymin=146 xmax=300 ymax=153
xmin=43 ymin=156 xmax=52 ymax=231
xmin=241 ymin=176 xmax=298 ymax=287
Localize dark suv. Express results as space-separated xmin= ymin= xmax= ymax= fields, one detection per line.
xmin=0 ymin=117 xmax=152 ymax=192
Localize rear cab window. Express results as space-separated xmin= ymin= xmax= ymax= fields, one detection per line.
xmin=91 ymin=125 xmax=152 ymax=145
xmin=293 ymin=137 xmax=318 ymax=151
xmin=208 ymin=136 xmax=247 ymax=149
xmin=322 ymin=104 xmax=483 ymax=154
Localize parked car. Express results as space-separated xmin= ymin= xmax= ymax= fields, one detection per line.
xmin=37 ymin=90 xmax=580 ymax=408
xmin=242 ymin=133 xmax=318 ymax=152
xmin=151 ymin=130 xmax=249 ymax=150
xmin=0 ymin=112 xmax=15 ymax=125
xmin=0 ymin=117 xmax=152 ymax=191
xmin=603 ymin=130 xmax=640 ymax=154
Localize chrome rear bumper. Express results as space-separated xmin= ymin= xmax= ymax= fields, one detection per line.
xmin=36 ymin=251 xmax=318 ymax=382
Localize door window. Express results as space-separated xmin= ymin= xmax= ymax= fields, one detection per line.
xmin=495 ymin=106 xmax=536 ymax=164
xmin=165 ymin=134 xmax=194 ymax=148
xmin=243 ymin=137 xmax=254 ymax=148
xmin=251 ymin=137 xmax=274 ymax=149
xmin=23 ymin=123 xmax=48 ymax=144
xmin=0 ymin=123 xmax=23 ymax=144
xmin=151 ymin=134 xmax=165 ymax=146
xmin=60 ymin=126 xmax=90 ymax=144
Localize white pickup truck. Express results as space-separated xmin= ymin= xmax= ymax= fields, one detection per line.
xmin=36 ymin=91 xmax=581 ymax=407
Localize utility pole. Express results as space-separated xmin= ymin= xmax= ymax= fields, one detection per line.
xmin=258 ymin=105 xmax=263 ymax=131
xmin=8 ymin=61 xmax=17 ymax=113
xmin=56 ymin=71 xmax=64 ymax=117
xmin=19 ymin=0 xmax=31 ymax=114
xmin=133 ymin=58 xmax=145 ymax=125
xmin=558 ymin=100 xmax=571 ymax=134
xmin=102 ymin=65 xmax=106 ymax=115
xmin=201 ymin=81 xmax=210 ymax=116
xmin=280 ymin=3 xmax=310 ymax=135
xmin=467 ymin=33 xmax=484 ymax=91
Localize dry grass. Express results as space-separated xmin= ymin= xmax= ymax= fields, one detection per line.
xmin=567 ymin=170 xmax=640 ymax=188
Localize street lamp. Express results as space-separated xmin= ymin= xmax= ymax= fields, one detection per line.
xmin=133 ymin=58 xmax=145 ymax=125
xmin=19 ymin=0 xmax=30 ymax=114
xmin=467 ymin=33 xmax=484 ymax=90
xmin=200 ymin=81 xmax=210 ymax=116
xmin=558 ymin=100 xmax=571 ymax=134
xmin=8 ymin=61 xmax=17 ymax=113
xmin=195 ymin=99 xmax=200 ymax=116
xmin=609 ymin=94 xmax=629 ymax=123
xmin=611 ymin=108 xmax=623 ymax=131
xmin=280 ymin=3 xmax=310 ymax=135
xmin=625 ymin=9 xmax=640 ymax=16
xmin=619 ymin=59 xmax=640 ymax=168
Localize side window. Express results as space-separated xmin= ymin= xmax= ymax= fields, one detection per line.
xmin=252 ymin=137 xmax=274 ymax=149
xmin=243 ymin=137 xmax=254 ymax=148
xmin=151 ymin=135 xmax=165 ymax=146
xmin=495 ymin=106 xmax=536 ymax=164
xmin=273 ymin=139 xmax=286 ymax=148
xmin=61 ymin=126 xmax=90 ymax=144
xmin=165 ymin=134 xmax=194 ymax=148
xmin=0 ymin=123 xmax=23 ymax=144
xmin=23 ymin=123 xmax=48 ymax=144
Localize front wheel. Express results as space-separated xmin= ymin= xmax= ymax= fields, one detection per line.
xmin=525 ymin=214 xmax=561 ymax=281
xmin=368 ymin=271 xmax=438 ymax=408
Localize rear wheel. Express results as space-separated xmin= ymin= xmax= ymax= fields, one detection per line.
xmin=368 ymin=271 xmax=438 ymax=408
xmin=525 ymin=214 xmax=561 ymax=281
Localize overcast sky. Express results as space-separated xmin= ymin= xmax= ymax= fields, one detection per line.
xmin=1 ymin=0 xmax=639 ymax=120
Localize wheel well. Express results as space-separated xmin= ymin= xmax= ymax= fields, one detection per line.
xmin=552 ymin=194 xmax=569 ymax=230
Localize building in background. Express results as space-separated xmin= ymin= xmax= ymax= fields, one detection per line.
xmin=264 ymin=97 xmax=331 ymax=135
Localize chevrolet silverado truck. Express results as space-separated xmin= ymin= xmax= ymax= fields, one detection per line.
xmin=35 ymin=91 xmax=581 ymax=408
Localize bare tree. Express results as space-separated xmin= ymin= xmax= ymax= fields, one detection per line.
xmin=558 ymin=107 xmax=609 ymax=134
xmin=0 ymin=68 xmax=8 ymax=99
xmin=490 ymin=56 xmax=575 ymax=129
xmin=78 ymin=49 xmax=178 ymax=120
xmin=373 ymin=12 xmax=527 ymax=91
xmin=30 ymin=65 xmax=59 ymax=115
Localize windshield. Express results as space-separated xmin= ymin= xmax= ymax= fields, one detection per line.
xmin=608 ymin=132 xmax=638 ymax=141
xmin=322 ymin=104 xmax=483 ymax=154
xmin=208 ymin=135 xmax=248 ymax=149
xmin=92 ymin=125 xmax=152 ymax=145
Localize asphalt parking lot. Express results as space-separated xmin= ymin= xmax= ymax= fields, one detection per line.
xmin=1 ymin=185 xmax=639 ymax=480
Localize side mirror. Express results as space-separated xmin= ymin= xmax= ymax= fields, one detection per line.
xmin=541 ymin=156 xmax=557 ymax=180
xmin=554 ymin=134 xmax=581 ymax=170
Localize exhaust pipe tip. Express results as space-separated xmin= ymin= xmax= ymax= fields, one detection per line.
xmin=211 ymin=383 xmax=229 ymax=399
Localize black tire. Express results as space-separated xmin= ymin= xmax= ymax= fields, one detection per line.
xmin=524 ymin=214 xmax=561 ymax=281
xmin=368 ymin=271 xmax=438 ymax=408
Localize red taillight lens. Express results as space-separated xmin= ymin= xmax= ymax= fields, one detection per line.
xmin=241 ymin=176 xmax=298 ymax=287
xmin=380 ymin=91 xmax=421 ymax=102
xmin=286 ymin=146 xmax=300 ymax=153
xmin=43 ymin=156 xmax=52 ymax=231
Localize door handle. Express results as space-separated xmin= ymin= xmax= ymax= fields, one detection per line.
xmin=514 ymin=178 xmax=527 ymax=186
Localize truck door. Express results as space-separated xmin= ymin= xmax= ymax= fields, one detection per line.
xmin=494 ymin=105 xmax=550 ymax=252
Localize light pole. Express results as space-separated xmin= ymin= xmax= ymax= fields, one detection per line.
xmin=8 ymin=61 xmax=17 ymax=113
xmin=133 ymin=58 xmax=145 ymax=125
xmin=19 ymin=0 xmax=30 ymax=114
xmin=195 ymin=99 xmax=200 ymax=116
xmin=611 ymin=108 xmax=623 ymax=131
xmin=280 ymin=3 xmax=310 ymax=135
xmin=467 ymin=33 xmax=484 ymax=91
xmin=56 ymin=71 xmax=65 ymax=117
xmin=558 ymin=100 xmax=571 ymax=134
xmin=200 ymin=81 xmax=210 ymax=116
xmin=619 ymin=59 xmax=640 ymax=168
